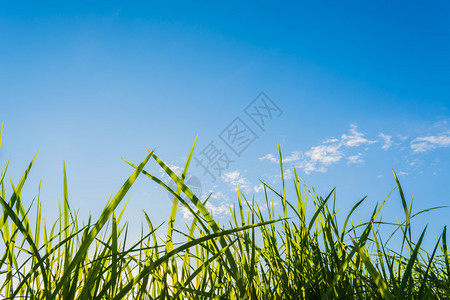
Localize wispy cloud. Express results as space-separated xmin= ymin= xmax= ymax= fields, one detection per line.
xmin=257 ymin=121 xmax=450 ymax=179
xmin=258 ymin=151 xmax=301 ymax=163
xmin=159 ymin=163 xmax=183 ymax=178
xmin=397 ymin=134 xmax=408 ymax=141
xmin=181 ymin=207 xmax=194 ymax=220
xmin=300 ymin=124 xmax=375 ymax=172
xmin=254 ymin=184 xmax=264 ymax=193
xmin=300 ymin=143 xmax=344 ymax=173
xmin=283 ymin=151 xmax=301 ymax=163
xmin=260 ymin=124 xmax=377 ymax=174
xmin=181 ymin=201 xmax=230 ymax=220
xmin=347 ymin=153 xmax=364 ymax=164
xmin=222 ymin=170 xmax=252 ymax=193
xmin=258 ymin=199 xmax=279 ymax=212
xmin=379 ymin=133 xmax=393 ymax=150
xmin=205 ymin=202 xmax=230 ymax=216
xmin=207 ymin=191 xmax=230 ymax=201
xmin=283 ymin=169 xmax=293 ymax=179
xmin=411 ymin=133 xmax=450 ymax=153
xmin=259 ymin=153 xmax=277 ymax=163
xmin=341 ymin=124 xmax=376 ymax=147
xmin=324 ymin=138 xmax=340 ymax=144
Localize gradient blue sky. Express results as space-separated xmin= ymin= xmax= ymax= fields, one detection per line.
xmin=1 ymin=1 xmax=449 ymax=247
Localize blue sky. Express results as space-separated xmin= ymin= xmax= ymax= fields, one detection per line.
xmin=1 ymin=1 xmax=449 ymax=247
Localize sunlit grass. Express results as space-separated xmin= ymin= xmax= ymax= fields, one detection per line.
xmin=0 ymin=124 xmax=449 ymax=299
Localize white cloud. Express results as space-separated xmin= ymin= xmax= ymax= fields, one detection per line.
xmin=283 ymin=151 xmax=301 ymax=163
xmin=181 ymin=201 xmax=230 ymax=220
xmin=259 ymin=153 xmax=277 ymax=163
xmin=324 ymin=138 xmax=340 ymax=144
xmin=260 ymin=199 xmax=279 ymax=211
xmin=379 ymin=133 xmax=393 ymax=150
xmin=283 ymin=169 xmax=293 ymax=180
xmin=181 ymin=206 xmax=194 ymax=220
xmin=397 ymin=134 xmax=408 ymax=141
xmin=347 ymin=153 xmax=364 ymax=165
xmin=301 ymin=161 xmax=327 ymax=174
xmin=205 ymin=202 xmax=230 ymax=216
xmin=254 ymin=184 xmax=264 ymax=193
xmin=222 ymin=170 xmax=252 ymax=193
xmin=411 ymin=133 xmax=450 ymax=153
xmin=167 ymin=163 xmax=183 ymax=175
xmin=260 ymin=124 xmax=380 ymax=175
xmin=208 ymin=191 xmax=229 ymax=201
xmin=159 ymin=163 xmax=183 ymax=178
xmin=398 ymin=171 xmax=409 ymax=176
xmin=259 ymin=151 xmax=301 ymax=164
xmin=299 ymin=143 xmax=343 ymax=174
xmin=341 ymin=124 xmax=376 ymax=147
xmin=305 ymin=144 xmax=343 ymax=164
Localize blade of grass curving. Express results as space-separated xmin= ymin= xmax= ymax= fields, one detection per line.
xmin=164 ymin=137 xmax=197 ymax=294
xmin=0 ymin=153 xmax=37 ymax=231
xmin=123 ymin=158 xmax=210 ymax=234
xmin=172 ymin=238 xmax=237 ymax=299
xmin=11 ymin=223 xmax=88 ymax=297
xmin=442 ymin=226 xmax=450 ymax=284
xmin=278 ymin=145 xmax=292 ymax=270
xmin=323 ymin=204 xmax=379 ymax=299
xmin=396 ymin=226 xmax=427 ymax=300
xmin=0 ymin=195 xmax=51 ymax=299
xmin=113 ymin=218 xmax=283 ymax=299
xmin=110 ymin=212 xmax=118 ymax=297
xmin=51 ymin=149 xmax=154 ymax=298
xmin=308 ymin=188 xmax=335 ymax=232
xmin=351 ymin=237 xmax=394 ymax=300
xmin=61 ymin=161 xmax=73 ymax=298
xmin=341 ymin=196 xmax=366 ymax=240
xmin=418 ymin=235 xmax=441 ymax=298
xmin=129 ymin=152 xmax=244 ymax=290
xmin=392 ymin=169 xmax=411 ymax=241
xmin=0 ymin=159 xmax=9 ymax=230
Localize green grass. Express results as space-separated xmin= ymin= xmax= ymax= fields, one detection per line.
xmin=0 ymin=125 xmax=449 ymax=299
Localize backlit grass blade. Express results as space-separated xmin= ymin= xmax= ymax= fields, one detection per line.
xmin=0 ymin=194 xmax=51 ymax=299
xmin=112 ymin=218 xmax=283 ymax=300
xmin=341 ymin=196 xmax=367 ymax=239
xmin=352 ymin=237 xmax=394 ymax=300
xmin=150 ymin=151 xmax=246 ymax=292
xmin=442 ymin=226 xmax=450 ymax=284
xmin=172 ymin=238 xmax=238 ymax=299
xmin=163 ymin=137 xmax=197 ymax=294
xmin=1 ymin=127 xmax=449 ymax=299
xmin=323 ymin=204 xmax=380 ymax=299
xmin=418 ymin=234 xmax=441 ymax=298
xmin=50 ymin=149 xmax=154 ymax=298
xmin=396 ymin=226 xmax=427 ymax=300
xmin=392 ymin=169 xmax=411 ymax=241
xmin=0 ymin=153 xmax=38 ymax=231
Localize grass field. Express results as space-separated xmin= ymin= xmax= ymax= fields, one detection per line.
xmin=0 ymin=125 xmax=449 ymax=299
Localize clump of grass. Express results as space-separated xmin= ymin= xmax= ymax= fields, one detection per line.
xmin=0 ymin=125 xmax=449 ymax=299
